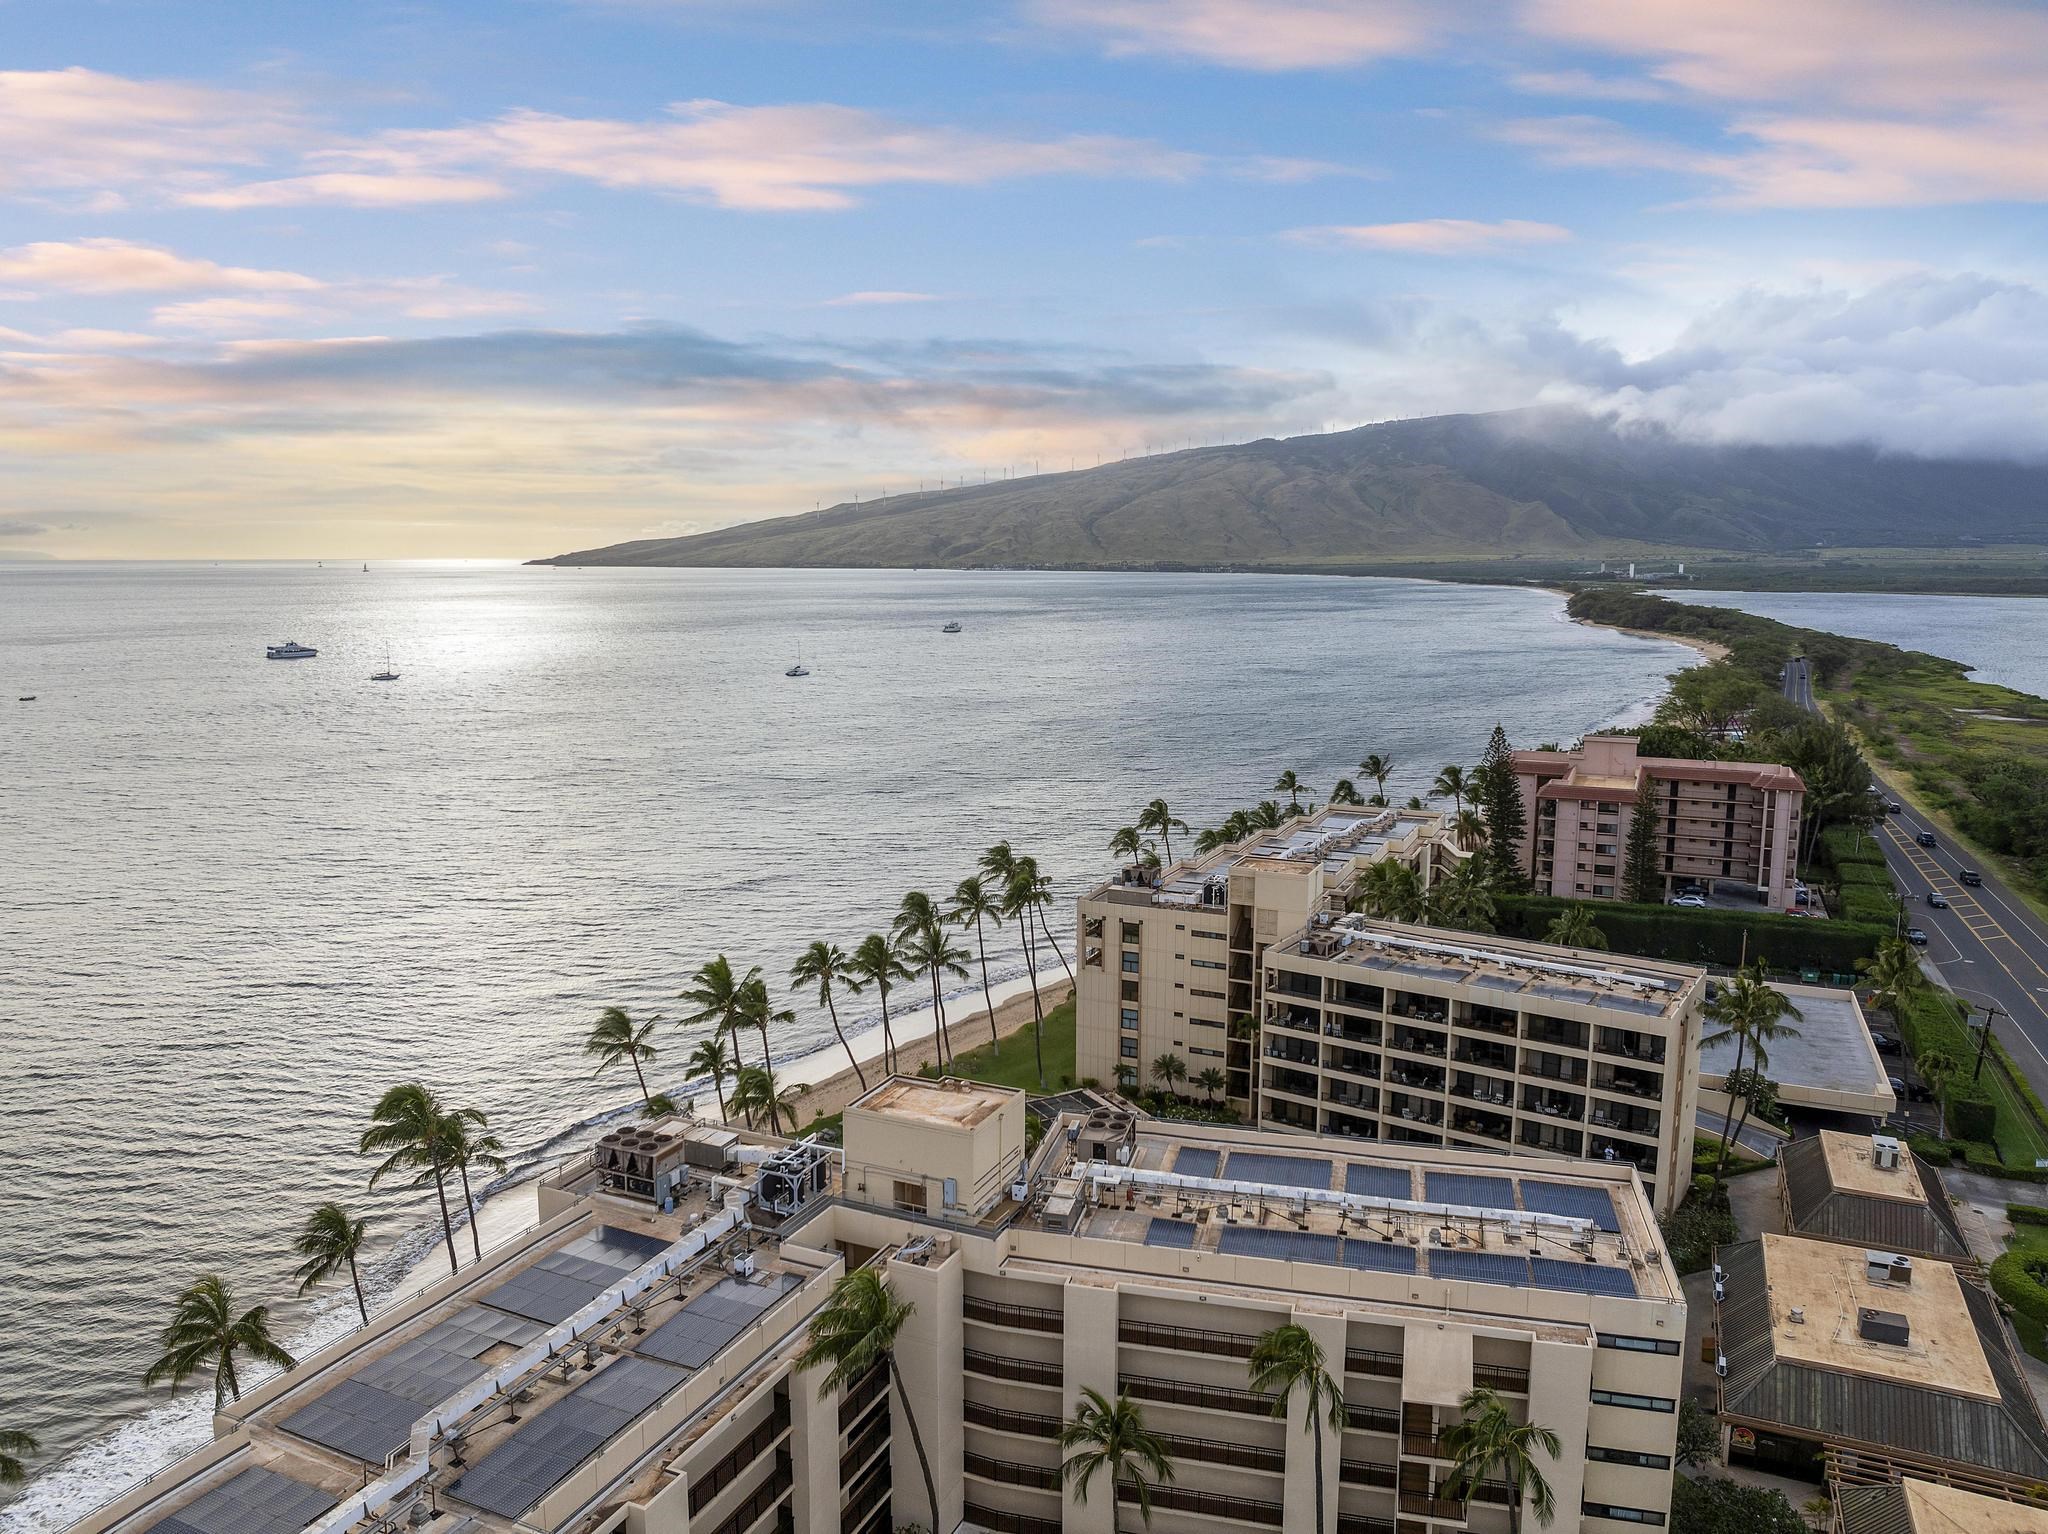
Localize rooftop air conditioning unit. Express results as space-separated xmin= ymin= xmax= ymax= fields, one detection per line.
xmin=1870 ymin=1134 xmax=1902 ymax=1170
xmin=1714 ymin=1352 xmax=1728 ymax=1378
xmin=1866 ymin=1250 xmax=1913 ymax=1285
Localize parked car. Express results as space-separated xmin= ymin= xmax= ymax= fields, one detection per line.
xmin=1888 ymin=1075 xmax=1935 ymax=1103
xmin=1959 ymin=868 xmax=1983 ymax=887
xmin=1927 ymin=891 xmax=1949 ymax=909
xmin=1869 ymin=1032 xmax=1900 ymax=1055
xmin=1917 ymin=831 xmax=1937 ymax=848
xmin=1794 ymin=888 xmax=1811 ymax=906
xmin=1668 ymin=894 xmax=1708 ymax=909
xmin=1906 ymin=927 xmax=1930 ymax=946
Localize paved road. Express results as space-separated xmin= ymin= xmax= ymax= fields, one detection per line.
xmin=1692 ymin=1105 xmax=1783 ymax=1160
xmin=1784 ymin=655 xmax=2048 ymax=1109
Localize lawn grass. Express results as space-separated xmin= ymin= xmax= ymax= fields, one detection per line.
xmin=1693 ymin=1131 xmax=1771 ymax=1180
xmin=921 ymin=996 xmax=1078 ymax=1094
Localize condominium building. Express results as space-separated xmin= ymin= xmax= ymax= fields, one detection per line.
xmin=1712 ymin=1232 xmax=2048 ymax=1501
xmin=67 ymin=1082 xmax=1687 ymax=1534
xmin=1256 ymin=917 xmax=1706 ymax=1216
xmin=1076 ymin=806 xmax=1466 ymax=1106
xmin=1510 ymin=736 xmax=1805 ymax=908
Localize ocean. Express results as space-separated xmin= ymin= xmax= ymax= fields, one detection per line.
xmin=0 ymin=563 xmax=1692 ymax=1529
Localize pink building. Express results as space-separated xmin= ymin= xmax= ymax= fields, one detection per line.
xmin=1511 ymin=735 xmax=1805 ymax=907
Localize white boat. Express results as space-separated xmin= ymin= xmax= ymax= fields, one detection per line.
xmin=941 ymin=621 xmax=963 ymax=633
xmin=785 ymin=644 xmax=809 ymax=678
xmin=370 ymin=646 xmax=399 ymax=682
xmin=266 ymin=640 xmax=318 ymax=660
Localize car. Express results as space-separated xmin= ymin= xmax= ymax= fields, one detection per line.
xmin=1794 ymin=889 xmax=1811 ymax=906
xmin=1959 ymin=868 xmax=1983 ymax=887
xmin=1888 ymin=1075 xmax=1935 ymax=1103
xmin=1917 ymin=831 xmax=1937 ymax=848
xmin=1888 ymin=801 xmax=1903 ymax=814
xmin=1668 ymin=894 xmax=1708 ymax=909
xmin=1869 ymin=1032 xmax=1901 ymax=1055
xmin=1906 ymin=927 xmax=1930 ymax=946
xmin=1927 ymin=891 xmax=1949 ymax=909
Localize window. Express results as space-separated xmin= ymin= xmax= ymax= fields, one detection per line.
xmin=1582 ymin=1503 xmax=1665 ymax=1526
xmin=1192 ymin=928 xmax=1225 ymax=941
xmin=1190 ymin=1017 xmax=1224 ymax=1030
xmin=1120 ymin=1039 xmax=1138 ymax=1059
xmin=1593 ymin=885 xmax=1614 ymax=897
xmin=1586 ymin=1447 xmax=1671 ymax=1470
xmin=1191 ymin=1045 xmax=1224 ymax=1059
xmin=892 ymin=1178 xmax=924 ymax=1209
xmin=1190 ymin=958 xmax=1226 ymax=970
xmin=1590 ymin=1390 xmax=1675 ymax=1413
xmin=1120 ymin=1008 xmax=1139 ymax=1030
xmin=1120 ymin=921 xmax=1142 ymax=943
xmin=1121 ymin=953 xmax=1140 ymax=974
xmin=1191 ymin=988 xmax=1224 ymax=1000
xmin=1597 ymin=1335 xmax=1680 ymax=1356
xmin=1121 ymin=980 xmax=1140 ymax=1002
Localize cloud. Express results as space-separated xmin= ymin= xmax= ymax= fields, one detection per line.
xmin=1030 ymin=0 xmax=1434 ymax=70
xmin=179 ymin=171 xmax=508 ymax=210
xmin=1508 ymin=70 xmax=1667 ymax=103
xmin=0 ymin=239 xmax=323 ymax=295
xmin=0 ymin=518 xmax=48 ymax=537
xmin=823 ymin=290 xmax=942 ymax=306
xmin=1288 ymin=218 xmax=1571 ymax=253
xmin=152 ymin=296 xmax=315 ymax=331
xmin=0 ymin=67 xmax=293 ymax=197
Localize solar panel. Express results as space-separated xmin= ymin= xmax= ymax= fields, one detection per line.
xmin=1224 ymin=1152 xmax=1331 ymax=1190
xmin=482 ymin=1226 xmax=672 ymax=1326
xmin=639 ymin=1273 xmax=800 ymax=1370
xmin=1530 ymin=1257 xmax=1638 ymax=1297
xmin=1172 ymin=1146 xmax=1220 ymax=1178
xmin=1424 ymin=1172 xmax=1514 ymax=1209
xmin=1429 ymin=1250 xmax=1531 ymax=1287
xmin=1344 ymin=1163 xmax=1411 ymax=1199
xmin=1341 ymin=1238 xmax=1418 ymax=1274
xmin=1594 ymin=992 xmax=1668 ymax=1017
xmin=283 ymin=1305 xmax=548 ymax=1461
xmin=1143 ymin=1218 xmax=1198 ymax=1249
xmin=1218 ymin=1226 xmax=1341 ymax=1265
xmin=1517 ymin=1180 xmax=1620 ymax=1233
xmin=146 ymin=1468 xmax=335 ymax=1534
xmin=447 ymin=1356 xmax=687 ymax=1519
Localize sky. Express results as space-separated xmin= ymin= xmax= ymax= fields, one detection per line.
xmin=2 ymin=0 xmax=2046 ymax=559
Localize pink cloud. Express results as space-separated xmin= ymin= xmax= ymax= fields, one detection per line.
xmin=181 ymin=171 xmax=508 ymax=210
xmin=1288 ymin=218 xmax=1572 ymax=253
xmin=0 ymin=239 xmax=322 ymax=294
xmin=0 ymin=67 xmax=292 ymax=196
xmin=823 ymin=290 xmax=942 ymax=306
xmin=1031 ymin=0 xmax=1433 ymax=70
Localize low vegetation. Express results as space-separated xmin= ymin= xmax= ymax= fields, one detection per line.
xmin=922 ymin=996 xmax=1077 ymax=1095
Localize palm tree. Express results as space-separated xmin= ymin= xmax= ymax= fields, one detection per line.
xmin=1 ymin=1429 xmax=38 ymax=1486
xmin=892 ymin=889 xmax=940 ymax=946
xmin=1360 ymin=753 xmax=1394 ymax=801
xmin=1000 ymin=867 xmax=1049 ymax=1086
xmin=1151 ymin=1052 xmax=1187 ymax=1098
xmin=1433 ymin=764 xmax=1470 ymax=815
xmin=1138 ymin=799 xmax=1189 ymax=867
xmin=732 ymin=1065 xmax=806 ymax=1132
xmin=1059 ymin=1387 xmax=1175 ymax=1526
xmin=949 ymin=875 xmax=1006 ymax=1048
xmin=1859 ymin=937 xmax=1926 ymax=1021
xmin=733 ymin=976 xmax=789 ymax=1133
xmin=685 ymin=1035 xmax=737 ymax=1122
xmin=1543 ymin=904 xmax=1608 ymax=950
xmin=1273 ymin=770 xmax=1309 ymax=813
xmin=1703 ymin=962 xmax=1803 ymax=1180
xmin=439 ymin=1109 xmax=508 ymax=1262
xmin=794 ymin=1270 xmax=938 ymax=1530
xmin=584 ymin=1006 xmax=660 ymax=1108
xmin=1248 ymin=1325 xmax=1345 ymax=1534
xmin=1196 ymin=1066 xmax=1227 ymax=1104
xmin=292 ymin=1203 xmax=371 ymax=1327
xmin=142 ymin=1275 xmax=296 ymax=1409
xmin=1355 ymin=859 xmax=1426 ymax=923
xmin=1452 ymin=807 xmax=1489 ymax=853
xmin=1405 ymin=795 xmax=1426 ymax=810
xmin=1919 ymin=1046 xmax=1960 ymax=1137
xmin=360 ymin=1082 xmax=461 ymax=1275
xmin=1249 ymin=799 xmax=1286 ymax=830
xmin=1427 ymin=858 xmax=1497 ymax=933
xmin=1328 ymin=778 xmax=1364 ymax=806
xmin=680 ymin=955 xmax=768 ymax=1076
xmin=1108 ymin=825 xmax=1151 ymax=878
xmin=642 ymin=1093 xmax=679 ymax=1119
xmin=1440 ymin=1386 xmax=1562 ymax=1529
xmin=1012 ymin=854 xmax=1073 ymax=989
xmin=900 ymin=917 xmax=970 ymax=1071
xmin=848 ymin=931 xmax=913 ymax=1077
xmin=791 ymin=941 xmax=866 ymax=1093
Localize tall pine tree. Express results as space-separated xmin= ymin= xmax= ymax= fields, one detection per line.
xmin=1477 ymin=724 xmax=1527 ymax=890
xmin=1623 ymin=776 xmax=1664 ymax=903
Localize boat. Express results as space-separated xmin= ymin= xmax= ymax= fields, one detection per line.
xmin=785 ymin=644 xmax=810 ymax=678
xmin=16 ymin=695 xmax=34 ymax=702
xmin=370 ymin=646 xmax=399 ymax=682
xmin=266 ymin=640 xmax=318 ymax=660
xmin=941 ymin=621 xmax=963 ymax=633
xmin=362 ymin=563 xmax=369 ymax=573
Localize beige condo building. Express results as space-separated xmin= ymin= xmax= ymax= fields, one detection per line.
xmin=67 ymin=1080 xmax=1687 ymax=1534
xmin=1075 ymin=806 xmax=1466 ymax=1107
xmin=1256 ymin=918 xmax=1705 ymax=1217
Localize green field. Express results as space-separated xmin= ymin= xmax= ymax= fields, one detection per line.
xmin=924 ymin=996 xmax=1078 ymax=1093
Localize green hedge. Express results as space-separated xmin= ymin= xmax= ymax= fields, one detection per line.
xmin=1949 ymin=1091 xmax=1997 ymax=1143
xmin=1835 ymin=888 xmax=1898 ymax=924
xmin=1494 ymin=896 xmax=1886 ymax=973
xmin=2010 ymin=1203 xmax=2048 ymax=1227
xmin=1907 ymin=1133 xmax=1955 ymax=1164
xmin=1836 ymin=863 xmax=1895 ymax=888
xmin=1819 ymin=823 xmax=1888 ymax=868
xmin=1992 ymin=1250 xmax=2048 ymax=1337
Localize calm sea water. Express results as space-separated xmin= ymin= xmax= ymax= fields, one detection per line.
xmin=1674 ymin=589 xmax=2048 ymax=697
xmin=0 ymin=564 xmax=1692 ymax=1528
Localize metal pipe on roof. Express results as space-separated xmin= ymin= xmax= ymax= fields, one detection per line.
xmin=1331 ymin=918 xmax=1679 ymax=993
xmin=1075 ymin=1161 xmax=1592 ymax=1237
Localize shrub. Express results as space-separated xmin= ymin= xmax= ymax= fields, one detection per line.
xmin=1818 ymin=823 xmax=1888 ymax=868
xmin=1992 ymin=1250 xmax=2048 ymax=1338
xmin=1494 ymin=895 xmax=1885 ymax=974
xmin=1661 ymin=1189 xmax=1738 ymax=1275
xmin=1834 ymin=863 xmax=1895 ymax=888
xmin=2010 ymin=1203 xmax=2048 ymax=1227
xmin=1947 ymin=1090 xmax=1997 ymax=1143
xmin=1907 ymin=1133 xmax=1955 ymax=1165
xmin=1835 ymin=887 xmax=1898 ymax=924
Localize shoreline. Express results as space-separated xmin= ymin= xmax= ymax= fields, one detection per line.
xmin=1544 ymin=584 xmax=1730 ymax=664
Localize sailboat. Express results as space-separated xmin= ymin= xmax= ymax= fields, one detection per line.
xmin=784 ymin=644 xmax=810 ymax=678
xmin=362 ymin=563 xmax=369 ymax=573
xmin=370 ymin=645 xmax=399 ymax=682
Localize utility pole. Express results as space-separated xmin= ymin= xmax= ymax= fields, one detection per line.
xmin=1973 ymin=999 xmax=2003 ymax=1082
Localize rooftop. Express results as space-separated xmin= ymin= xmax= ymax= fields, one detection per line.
xmin=1781 ymin=1133 xmax=1971 ymax=1265
xmin=851 ymin=1075 xmax=1016 ymax=1130
xmin=1700 ymin=984 xmax=1893 ymax=1116
xmin=1276 ymin=915 xmax=1701 ymax=1021
xmin=1085 ymin=804 xmax=1452 ymax=909
xmin=1514 ymin=736 xmax=1805 ymax=793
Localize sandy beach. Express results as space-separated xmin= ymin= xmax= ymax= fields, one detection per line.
xmin=1547 ymin=588 xmax=1731 ymax=665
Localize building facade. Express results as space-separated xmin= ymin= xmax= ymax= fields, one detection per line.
xmin=1256 ymin=917 xmax=1705 ymax=1216
xmin=1510 ymin=736 xmax=1805 ymax=908
xmin=1075 ymin=806 xmax=1465 ymax=1107
xmin=62 ymin=1086 xmax=1688 ymax=1534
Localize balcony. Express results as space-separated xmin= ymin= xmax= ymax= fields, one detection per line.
xmin=1121 ymin=1372 xmax=1275 ymax=1416
xmin=964 ymin=1349 xmax=1061 ymax=1387
xmin=1119 ymin=1484 xmax=1282 ymax=1528
xmin=1518 ymin=1123 xmax=1583 ymax=1156
xmin=1455 ymin=1005 xmax=1517 ymax=1037
xmin=1523 ymin=1017 xmax=1588 ymax=1050
xmin=1590 ymin=1103 xmax=1660 ymax=1137
xmin=1388 ymin=1026 xmax=1447 ymax=1059
xmin=1324 ymin=1112 xmax=1380 ymax=1141
xmin=1388 ymin=995 xmax=1449 ymax=1025
xmin=962 ymin=1295 xmax=1063 ymax=1333
xmin=1264 ymin=1101 xmax=1318 ymax=1132
xmin=1520 ymin=1049 xmax=1587 ymax=1086
xmin=1449 ymin=1108 xmax=1511 ymax=1144
xmin=1399 ymin=1491 xmax=1468 ymax=1520
xmin=1339 ymin=1459 xmax=1398 ymax=1489
xmin=963 ymin=1505 xmax=1060 ymax=1534
xmin=1324 ymin=1018 xmax=1382 ymax=1047
xmin=1590 ymin=1135 xmax=1656 ymax=1172
xmin=1520 ymin=1087 xmax=1584 ymax=1122
xmin=1324 ymin=1046 xmax=1380 ymax=1077
xmin=1271 ymin=975 xmax=1321 ymax=1000
xmin=1385 ymin=1123 xmax=1443 ymax=1146
xmin=1119 ymin=1320 xmax=1257 ymax=1359
xmin=1336 ymin=982 xmax=1385 ymax=1012
xmin=1265 ymin=1066 xmax=1319 ymax=1100
xmin=1265 ymin=1039 xmax=1320 ymax=1066
xmin=1386 ymin=1062 xmax=1444 ymax=1093
xmin=963 ymin=1452 xmax=1061 ymax=1492
xmin=1595 ymin=1028 xmax=1666 ymax=1065
xmin=1472 ymin=1363 xmax=1530 ymax=1394
xmin=1449 ymin=1072 xmax=1512 ymax=1108
xmin=1323 ymin=1081 xmax=1378 ymax=1112
xmin=1337 ymin=1519 xmax=1396 ymax=1534
xmin=1270 ymin=1007 xmax=1321 ymax=1036
xmin=1593 ymin=1065 xmax=1663 ymax=1101
xmin=1452 ymin=1040 xmax=1514 ymax=1073
xmin=1156 ymin=1430 xmax=1287 ymax=1475
xmin=1401 ymin=1433 xmax=1449 ymax=1460
xmin=964 ymin=1401 xmax=1059 ymax=1438
xmin=1387 ymin=1092 xmax=1443 ymax=1127
xmin=1345 ymin=1347 xmax=1402 ymax=1379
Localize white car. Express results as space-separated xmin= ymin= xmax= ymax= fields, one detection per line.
xmin=1668 ymin=894 xmax=1709 ymax=909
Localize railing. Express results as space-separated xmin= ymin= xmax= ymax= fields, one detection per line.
xmin=1265 ymin=1043 xmax=1321 ymax=1065
xmin=963 ymin=1294 xmax=1064 ymax=1333
xmin=1452 ymin=1045 xmax=1515 ymax=1072
xmin=1119 ymin=1482 xmax=1283 ymax=1526
xmin=1337 ymin=1518 xmax=1396 ymax=1534
xmin=1473 ymin=1363 xmax=1530 ymax=1393
xmin=964 ymin=1349 xmax=1062 ymax=1386
xmin=1593 ymin=1069 xmax=1662 ymax=1101
xmin=1120 ymin=1318 xmax=1258 ymax=1358
xmin=1121 ymin=1372 xmax=1275 ymax=1415
xmin=1450 ymin=1113 xmax=1511 ymax=1142
xmin=1589 ymin=1108 xmax=1659 ymax=1136
xmin=964 ymin=1503 xmax=1062 ymax=1534
xmin=963 ymin=1452 xmax=1061 ymax=1492
xmin=964 ymin=1400 xmax=1061 ymax=1438
xmin=1519 ymin=1125 xmax=1583 ymax=1155
xmin=1400 ymin=1491 xmax=1468 ymax=1519
xmin=1344 ymin=1405 xmax=1402 ymax=1435
xmin=1339 ymin=1459 xmax=1397 ymax=1488
xmin=1156 ymin=1430 xmax=1287 ymax=1474
xmin=1402 ymin=1432 xmax=1448 ymax=1459
xmin=1524 ymin=1021 xmax=1587 ymax=1050
xmin=1457 ymin=1009 xmax=1517 ymax=1037
xmin=839 ymin=1361 xmax=888 ymax=1425
xmin=837 ymin=1416 xmax=890 ymax=1486
xmin=841 ymin=1470 xmax=890 ymax=1534
xmin=705 ymin=1457 xmax=792 ymax=1534
xmin=1595 ymin=1032 xmax=1666 ymax=1065
xmin=691 ymin=1400 xmax=793 ymax=1513
xmin=1388 ymin=1030 xmax=1447 ymax=1057
xmin=1345 ymin=1347 xmax=1402 ymax=1378
xmin=1522 ymin=1054 xmax=1588 ymax=1085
